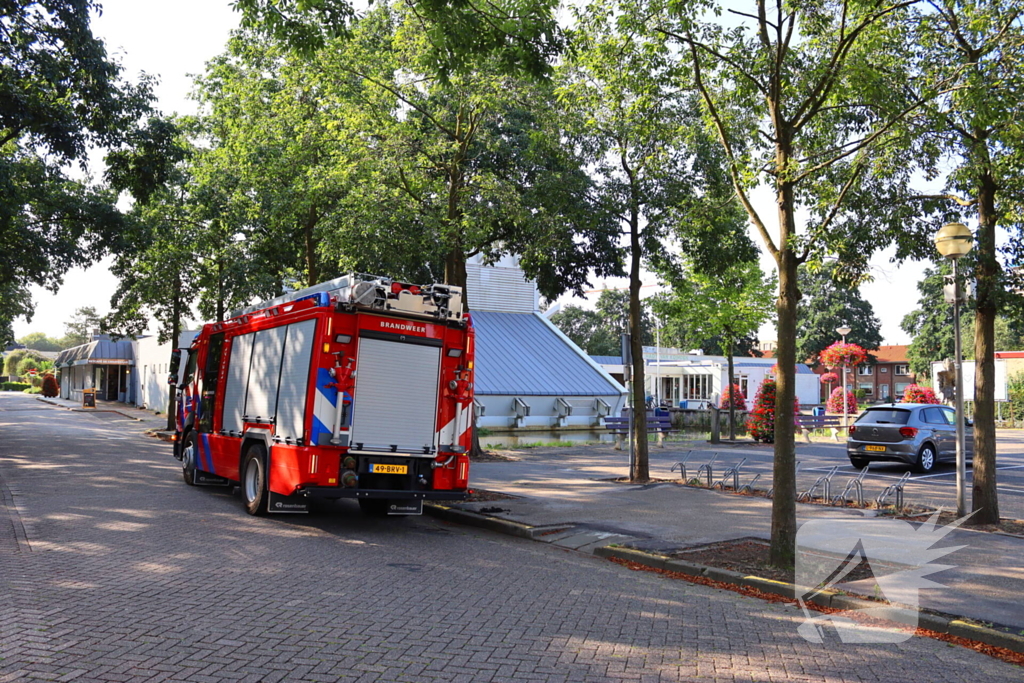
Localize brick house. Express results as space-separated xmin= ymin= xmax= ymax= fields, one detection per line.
xmin=852 ymin=345 xmax=916 ymax=402
xmin=811 ymin=344 xmax=917 ymax=403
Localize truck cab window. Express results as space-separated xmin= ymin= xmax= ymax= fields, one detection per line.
xmin=199 ymin=333 xmax=225 ymax=433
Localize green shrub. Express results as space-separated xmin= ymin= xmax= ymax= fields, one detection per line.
xmin=23 ymin=386 xmax=42 ymax=394
xmin=2 ymin=382 xmax=31 ymax=391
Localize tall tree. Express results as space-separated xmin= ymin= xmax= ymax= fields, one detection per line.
xmin=550 ymin=289 xmax=657 ymax=356
xmin=661 ymin=0 xmax=932 ymax=566
xmin=232 ymin=0 xmax=563 ymax=81
xmin=654 ymin=260 xmax=776 ymax=439
xmin=0 ymin=0 xmax=154 ymax=344
xmin=561 ymin=0 xmax=745 ymax=483
xmin=61 ymin=307 xmax=103 ymax=348
xmin=914 ymin=0 xmax=1024 ymax=524
xmin=16 ymin=332 xmax=63 ymax=352
xmin=795 ymin=263 xmax=883 ymax=365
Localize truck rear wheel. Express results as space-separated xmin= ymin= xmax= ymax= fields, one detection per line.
xmin=181 ymin=431 xmax=198 ymax=486
xmin=242 ymin=444 xmax=268 ymax=516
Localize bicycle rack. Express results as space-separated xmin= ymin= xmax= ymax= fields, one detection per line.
xmin=831 ymin=465 xmax=871 ymax=506
xmin=798 ymin=466 xmax=838 ymax=503
xmin=876 ymin=472 xmax=911 ymax=509
xmin=767 ymin=461 xmax=800 ymax=499
xmin=696 ymin=453 xmax=718 ymax=487
xmin=670 ymin=451 xmax=694 ymax=482
xmin=738 ymin=473 xmax=762 ymax=495
xmin=712 ymin=458 xmax=747 ymax=490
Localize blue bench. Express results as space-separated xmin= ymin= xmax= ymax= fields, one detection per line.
xmin=604 ymin=415 xmax=675 ymax=449
xmin=796 ymin=414 xmax=844 ymax=442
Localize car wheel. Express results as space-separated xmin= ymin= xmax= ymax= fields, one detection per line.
xmin=849 ymin=457 xmax=869 ymax=470
xmin=915 ymin=444 xmax=937 ymax=474
xmin=242 ymin=444 xmax=268 ymax=516
xmin=181 ymin=431 xmax=198 ymax=486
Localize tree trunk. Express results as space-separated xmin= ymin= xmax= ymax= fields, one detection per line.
xmin=970 ymin=170 xmax=999 ymax=524
xmin=165 ymin=274 xmax=181 ymax=432
xmin=727 ymin=337 xmax=736 ymax=440
xmin=770 ymin=176 xmax=799 ymax=569
xmin=628 ymin=210 xmax=650 ymax=483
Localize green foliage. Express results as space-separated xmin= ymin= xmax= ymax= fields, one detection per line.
xmin=16 ymin=332 xmax=63 ymax=352
xmin=23 ymin=386 xmax=42 ymax=394
xmin=15 ymin=356 xmax=51 ymax=377
xmin=0 ymin=1 xmax=156 ymax=345
xmin=233 ymin=0 xmax=563 ymax=81
xmin=189 ymin=13 xmax=612 ymax=306
xmin=653 ymin=260 xmax=775 ymax=359
xmin=1 ymin=382 xmax=31 ymax=392
xmin=3 ymin=349 xmax=47 ymax=377
xmin=902 ymin=264 xmax=956 ymax=377
xmin=550 ymin=290 xmax=656 ymax=356
xmin=796 ymin=264 xmax=882 ymax=365
xmin=60 ymin=307 xmax=102 ymax=348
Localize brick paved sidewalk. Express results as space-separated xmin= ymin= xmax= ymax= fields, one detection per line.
xmin=464 ymin=443 xmax=1024 ymax=632
xmin=2 ymin=393 xmax=1022 ymax=681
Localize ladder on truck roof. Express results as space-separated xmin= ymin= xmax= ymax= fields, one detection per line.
xmin=227 ymin=273 xmax=465 ymax=322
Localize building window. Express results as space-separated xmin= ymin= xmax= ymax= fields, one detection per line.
xmin=880 ymin=367 xmax=888 ymax=373
xmin=682 ymin=374 xmax=714 ymax=400
xmin=895 ymin=364 xmax=909 ymax=376
xmin=859 ymin=382 xmax=874 ymax=396
xmin=857 ymin=366 xmax=873 ymax=376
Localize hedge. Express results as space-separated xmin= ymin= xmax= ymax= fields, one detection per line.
xmin=2 ymin=382 xmax=31 ymax=392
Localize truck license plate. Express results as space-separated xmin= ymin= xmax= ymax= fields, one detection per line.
xmin=370 ymin=463 xmax=408 ymax=474
xmin=865 ymin=445 xmax=886 ymax=452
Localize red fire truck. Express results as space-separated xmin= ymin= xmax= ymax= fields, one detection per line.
xmin=168 ymin=274 xmax=474 ymax=516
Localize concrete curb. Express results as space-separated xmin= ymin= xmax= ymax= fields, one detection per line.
xmin=427 ymin=504 xmax=1024 ymax=656
xmin=36 ymin=398 xmax=143 ymax=422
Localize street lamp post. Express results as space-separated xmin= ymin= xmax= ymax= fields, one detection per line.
xmin=836 ymin=325 xmax=852 ymax=429
xmin=935 ymin=222 xmax=974 ymax=518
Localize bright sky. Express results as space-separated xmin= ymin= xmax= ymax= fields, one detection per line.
xmin=13 ymin=0 xmax=931 ymax=344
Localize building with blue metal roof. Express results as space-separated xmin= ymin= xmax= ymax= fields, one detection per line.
xmin=467 ymin=256 xmax=626 ymax=429
xmin=55 ymin=336 xmax=136 ymax=403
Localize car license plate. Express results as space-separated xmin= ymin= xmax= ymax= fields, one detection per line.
xmin=370 ymin=463 xmax=408 ymax=475
xmin=865 ymin=445 xmax=886 ymax=452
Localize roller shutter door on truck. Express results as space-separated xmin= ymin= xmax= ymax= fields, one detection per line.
xmin=246 ymin=326 xmax=287 ymax=422
xmin=275 ymin=319 xmax=316 ymax=441
xmin=349 ymin=335 xmax=441 ymax=453
xmin=222 ymin=333 xmax=254 ymax=434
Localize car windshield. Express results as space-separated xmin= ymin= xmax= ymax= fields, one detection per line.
xmin=856 ymin=408 xmax=911 ymax=425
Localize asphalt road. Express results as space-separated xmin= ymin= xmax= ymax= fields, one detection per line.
xmin=639 ymin=432 xmax=1024 ymax=520
xmin=1 ymin=392 xmax=1020 ymax=682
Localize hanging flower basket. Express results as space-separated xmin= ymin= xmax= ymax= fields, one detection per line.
xmin=819 ymin=371 xmax=839 ymax=385
xmin=819 ymin=342 xmax=868 ymax=369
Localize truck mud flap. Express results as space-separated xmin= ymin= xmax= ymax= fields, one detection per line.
xmin=268 ymin=490 xmax=310 ymax=514
xmin=387 ymin=500 xmax=423 ymax=516
xmin=194 ymin=471 xmax=232 ymax=487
